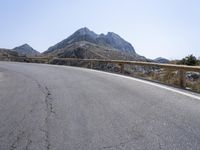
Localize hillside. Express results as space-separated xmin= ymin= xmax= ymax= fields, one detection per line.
xmin=45 ymin=41 xmax=145 ymax=61
xmin=0 ymin=48 xmax=23 ymax=61
xmin=0 ymin=48 xmax=19 ymax=57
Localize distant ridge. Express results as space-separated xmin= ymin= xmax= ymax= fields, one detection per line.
xmin=154 ymin=57 xmax=169 ymax=63
xmin=13 ymin=44 xmax=40 ymax=56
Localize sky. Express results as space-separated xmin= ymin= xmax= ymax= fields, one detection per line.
xmin=0 ymin=0 xmax=200 ymax=59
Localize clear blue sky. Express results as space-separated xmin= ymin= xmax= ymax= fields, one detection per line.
xmin=0 ymin=0 xmax=200 ymax=59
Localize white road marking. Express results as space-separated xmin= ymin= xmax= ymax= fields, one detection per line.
xmin=90 ymin=69 xmax=200 ymax=100
xmin=48 ymin=64 xmax=200 ymax=100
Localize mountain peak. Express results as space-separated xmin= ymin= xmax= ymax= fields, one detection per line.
xmin=22 ymin=43 xmax=28 ymax=46
xmin=74 ymin=27 xmax=98 ymax=38
xmin=20 ymin=44 xmax=32 ymax=49
xmin=45 ymin=28 xmax=136 ymax=54
xmin=77 ymin=27 xmax=90 ymax=32
xmin=13 ymin=44 xmax=40 ymax=56
xmin=14 ymin=43 xmax=33 ymax=50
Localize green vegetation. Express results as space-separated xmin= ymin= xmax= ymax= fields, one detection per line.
xmin=177 ymin=54 xmax=200 ymax=66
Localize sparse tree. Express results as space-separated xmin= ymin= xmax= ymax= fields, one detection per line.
xmin=178 ymin=54 xmax=198 ymax=66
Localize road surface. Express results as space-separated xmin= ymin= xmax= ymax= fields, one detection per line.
xmin=0 ymin=61 xmax=200 ymax=150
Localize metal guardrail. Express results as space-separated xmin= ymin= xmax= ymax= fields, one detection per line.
xmin=1 ymin=56 xmax=200 ymax=88
xmin=0 ymin=55 xmax=51 ymax=63
xmin=53 ymin=58 xmax=200 ymax=71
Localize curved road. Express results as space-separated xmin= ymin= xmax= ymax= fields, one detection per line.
xmin=0 ymin=61 xmax=200 ymax=150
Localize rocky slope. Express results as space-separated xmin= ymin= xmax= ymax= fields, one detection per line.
xmin=46 ymin=41 xmax=145 ymax=61
xmin=0 ymin=48 xmax=19 ymax=57
xmin=0 ymin=48 xmax=23 ymax=61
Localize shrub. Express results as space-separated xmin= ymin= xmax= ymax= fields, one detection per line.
xmin=178 ymin=54 xmax=198 ymax=66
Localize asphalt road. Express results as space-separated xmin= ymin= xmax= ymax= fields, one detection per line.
xmin=0 ymin=61 xmax=200 ymax=150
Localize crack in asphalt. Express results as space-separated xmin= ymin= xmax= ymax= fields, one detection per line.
xmin=19 ymin=73 xmax=56 ymax=150
xmin=24 ymin=76 xmax=56 ymax=150
xmin=43 ymin=86 xmax=56 ymax=150
xmin=32 ymin=81 xmax=55 ymax=150
xmin=45 ymin=86 xmax=56 ymax=115
xmin=40 ymin=85 xmax=56 ymax=150
xmin=25 ymin=75 xmax=57 ymax=150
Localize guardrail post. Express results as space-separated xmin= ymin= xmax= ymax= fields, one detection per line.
xmin=7 ymin=55 xmax=10 ymax=61
xmin=46 ymin=56 xmax=50 ymax=64
xmin=47 ymin=57 xmax=50 ymax=64
xmin=119 ymin=63 xmax=124 ymax=74
xmin=90 ymin=61 xmax=93 ymax=69
xmin=179 ymin=69 xmax=186 ymax=88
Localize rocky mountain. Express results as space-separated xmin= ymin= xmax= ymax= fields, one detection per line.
xmin=44 ymin=27 xmax=137 ymax=58
xmin=154 ymin=57 xmax=169 ymax=63
xmin=13 ymin=44 xmax=40 ymax=56
xmin=47 ymin=41 xmax=145 ymax=60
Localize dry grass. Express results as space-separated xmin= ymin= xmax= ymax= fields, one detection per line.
xmin=186 ymin=80 xmax=200 ymax=93
xmin=124 ymin=66 xmax=200 ymax=93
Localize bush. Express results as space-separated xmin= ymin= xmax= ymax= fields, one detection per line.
xmin=178 ymin=54 xmax=198 ymax=66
